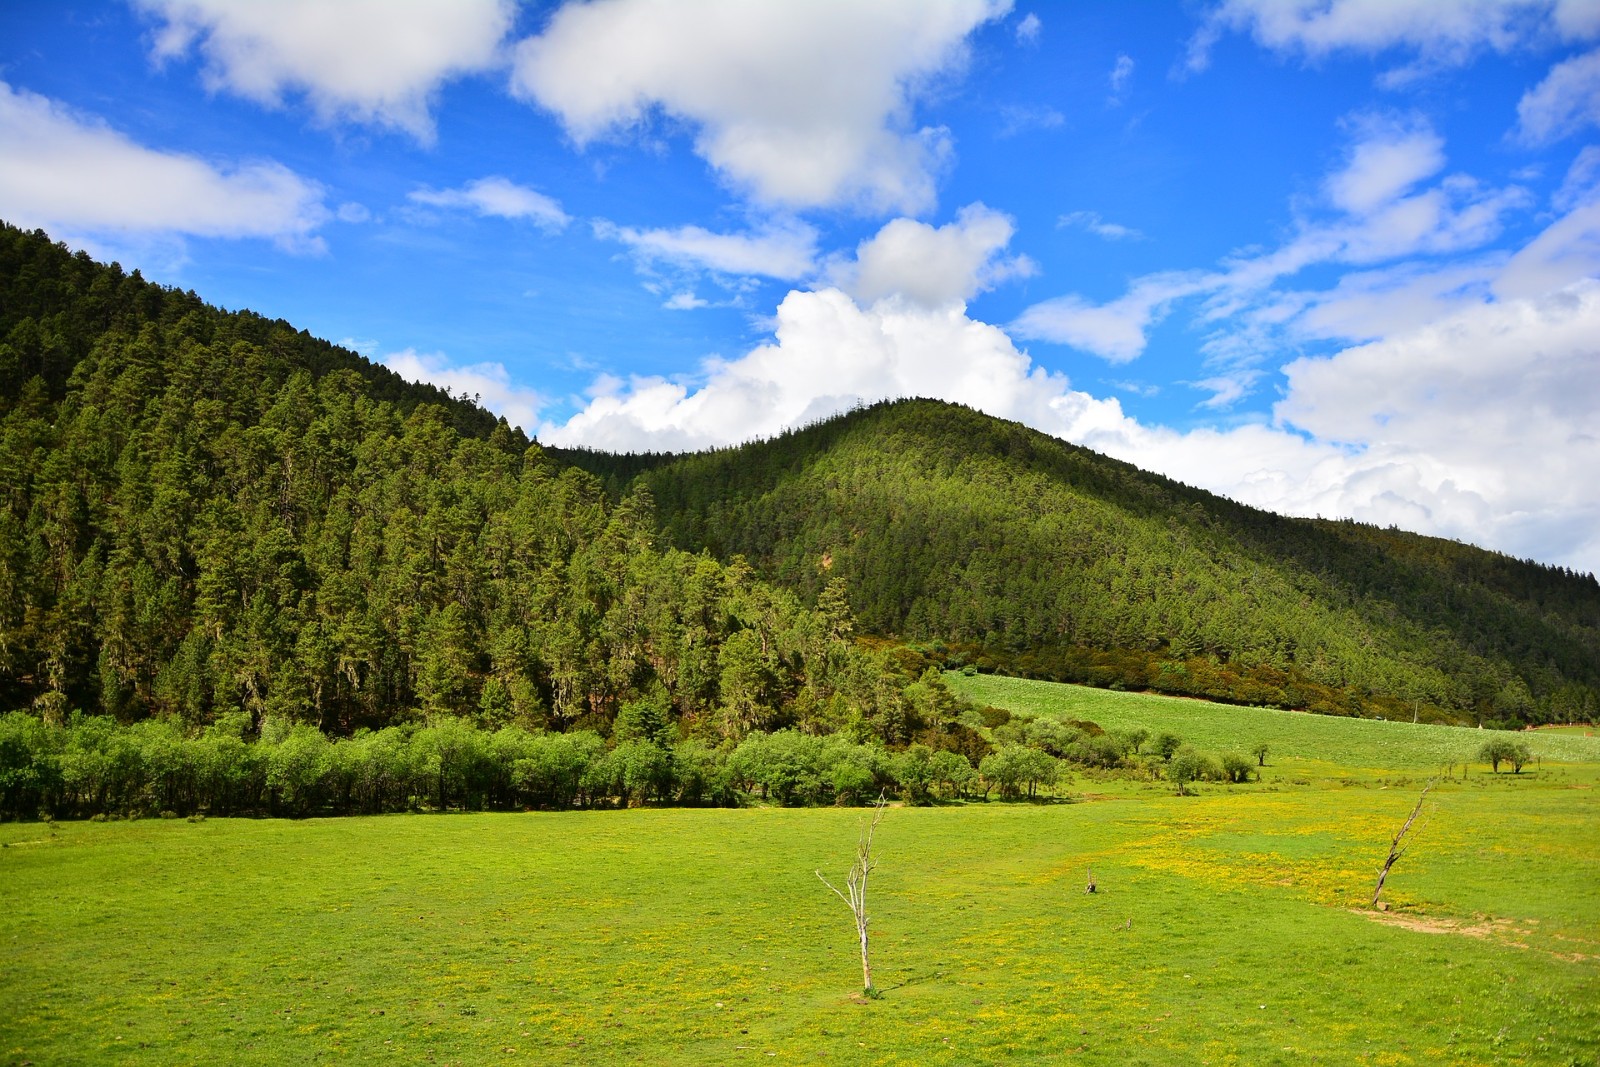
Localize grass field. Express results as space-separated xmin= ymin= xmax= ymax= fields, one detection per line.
xmin=3 ymin=679 xmax=1597 ymax=1065
xmin=949 ymin=672 xmax=1600 ymax=772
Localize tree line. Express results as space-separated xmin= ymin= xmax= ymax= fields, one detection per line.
xmin=0 ymin=682 xmax=1268 ymax=820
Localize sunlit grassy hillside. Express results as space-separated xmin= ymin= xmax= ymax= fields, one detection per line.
xmin=948 ymin=672 xmax=1600 ymax=771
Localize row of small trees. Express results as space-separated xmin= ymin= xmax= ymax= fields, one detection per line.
xmin=0 ymin=711 xmax=1094 ymax=820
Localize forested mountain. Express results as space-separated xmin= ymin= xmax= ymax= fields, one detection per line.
xmin=5 ymin=218 xmax=1595 ymax=755
xmin=0 ymin=223 xmax=929 ymax=745
xmin=554 ymin=400 xmax=1600 ymax=726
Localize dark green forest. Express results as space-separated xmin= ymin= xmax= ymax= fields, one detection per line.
xmin=0 ymin=223 xmax=937 ymax=747
xmin=2 ymin=221 xmax=1596 ymax=818
xmin=554 ymin=401 xmax=1600 ymax=727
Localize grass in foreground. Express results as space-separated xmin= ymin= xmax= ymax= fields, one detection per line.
xmin=2 ymin=677 xmax=1596 ymax=1065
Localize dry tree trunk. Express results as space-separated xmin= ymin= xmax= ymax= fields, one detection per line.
xmin=1371 ymin=779 xmax=1434 ymax=909
xmin=817 ymin=792 xmax=889 ymax=994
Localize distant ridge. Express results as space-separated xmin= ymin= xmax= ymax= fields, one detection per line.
xmin=0 ymin=222 xmax=513 ymax=444
xmin=553 ymin=398 xmax=1600 ymax=726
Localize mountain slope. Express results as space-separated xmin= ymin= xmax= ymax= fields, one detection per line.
xmin=0 ymin=224 xmax=916 ymax=742
xmin=553 ymin=399 xmax=1600 ymax=725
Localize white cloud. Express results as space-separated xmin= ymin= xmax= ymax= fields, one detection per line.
xmin=1263 ymin=281 xmax=1600 ymax=567
xmin=380 ymin=349 xmax=545 ymax=433
xmin=1285 ymin=258 xmax=1502 ymax=343
xmin=1108 ymin=54 xmax=1135 ymax=104
xmin=1012 ymin=272 xmax=1211 ymax=362
xmin=829 ymin=203 xmax=1035 ymax=307
xmin=1516 ymin=47 xmax=1600 ymax=144
xmin=0 ymin=81 xmax=327 ymax=249
xmin=1017 ymin=116 xmax=1528 ymax=362
xmin=1325 ymin=122 xmax=1444 ymax=214
xmin=1058 ymin=210 xmax=1144 ymax=241
xmin=408 ymin=177 xmax=570 ymax=231
xmin=1554 ymin=144 xmax=1600 ymax=210
xmin=1494 ymin=194 xmax=1600 ymax=298
xmin=1189 ymin=370 xmax=1262 ymax=409
xmin=1187 ymin=0 xmax=1600 ymax=79
xmin=594 ymin=217 xmax=819 ymax=280
xmin=1016 ymin=12 xmax=1042 ymax=45
xmin=510 ymin=0 xmax=1011 ymax=213
xmin=663 ymin=291 xmax=710 ymax=311
xmin=135 ymin=0 xmax=514 ymax=143
xmin=541 ymin=286 xmax=1084 ymax=452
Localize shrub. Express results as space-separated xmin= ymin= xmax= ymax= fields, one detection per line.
xmin=1168 ymin=745 xmax=1208 ymax=794
xmin=1220 ymin=752 xmax=1254 ymax=783
xmin=977 ymin=705 xmax=1012 ymax=729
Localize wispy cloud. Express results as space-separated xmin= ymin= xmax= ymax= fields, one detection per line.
xmin=1058 ymin=210 xmax=1144 ymax=241
xmin=1107 ymin=53 xmax=1134 ymax=105
xmin=594 ymin=217 xmax=819 ymax=280
xmin=408 ymin=177 xmax=570 ymax=231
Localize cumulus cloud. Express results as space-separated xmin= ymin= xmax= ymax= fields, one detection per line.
xmin=135 ymin=0 xmax=514 ymax=143
xmin=594 ymin=217 xmax=819 ymax=280
xmin=380 ymin=349 xmax=545 ymax=432
xmin=1516 ymin=47 xmax=1600 ymax=144
xmin=408 ymin=177 xmax=570 ymax=231
xmin=828 ymin=203 xmax=1035 ymax=307
xmin=1263 ymin=280 xmax=1600 ymax=567
xmin=1187 ymin=0 xmax=1600 ymax=80
xmin=510 ymin=0 xmax=1010 ymax=213
xmin=540 ymin=287 xmax=1084 ymax=452
xmin=0 ymin=81 xmax=327 ymax=249
xmin=1015 ymin=12 xmax=1042 ymax=45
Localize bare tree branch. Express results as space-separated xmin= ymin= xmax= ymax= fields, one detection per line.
xmin=815 ymin=792 xmax=888 ymax=994
xmin=1371 ymin=779 xmax=1434 ymax=909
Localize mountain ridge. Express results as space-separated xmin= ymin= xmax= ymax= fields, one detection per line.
xmin=553 ymin=398 xmax=1600 ymax=726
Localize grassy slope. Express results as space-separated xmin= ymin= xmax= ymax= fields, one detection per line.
xmin=3 ymin=685 xmax=1598 ymax=1066
xmin=950 ymin=673 xmax=1600 ymax=770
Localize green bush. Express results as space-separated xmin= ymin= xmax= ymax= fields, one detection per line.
xmin=1220 ymin=752 xmax=1254 ymax=783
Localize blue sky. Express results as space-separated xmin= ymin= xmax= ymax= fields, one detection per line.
xmin=3 ymin=1 xmax=1599 ymax=573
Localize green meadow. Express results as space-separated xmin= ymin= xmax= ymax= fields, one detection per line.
xmin=4 ymin=680 xmax=1598 ymax=1066
xmin=950 ymin=672 xmax=1600 ymax=773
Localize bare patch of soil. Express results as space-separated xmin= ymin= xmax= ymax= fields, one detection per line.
xmin=1354 ymin=909 xmax=1515 ymax=940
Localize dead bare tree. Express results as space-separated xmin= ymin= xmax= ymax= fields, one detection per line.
xmin=816 ymin=792 xmax=888 ymax=996
xmin=1370 ymin=779 xmax=1434 ymax=909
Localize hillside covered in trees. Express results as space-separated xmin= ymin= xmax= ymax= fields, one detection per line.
xmin=554 ymin=400 xmax=1600 ymax=727
xmin=0 ymin=223 xmax=939 ymax=750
